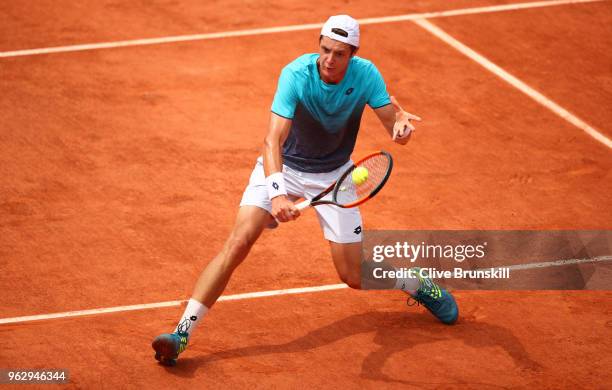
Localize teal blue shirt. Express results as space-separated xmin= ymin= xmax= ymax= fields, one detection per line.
xmin=271 ymin=54 xmax=390 ymax=173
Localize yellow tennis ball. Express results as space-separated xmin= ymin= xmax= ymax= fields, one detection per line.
xmin=352 ymin=166 xmax=369 ymax=185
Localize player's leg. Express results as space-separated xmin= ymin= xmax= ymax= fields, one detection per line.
xmin=152 ymin=157 xmax=304 ymax=365
xmin=327 ymin=239 xmax=416 ymax=290
xmin=327 ymin=236 xmax=458 ymax=324
xmin=328 ymin=241 xmax=363 ymax=289
xmin=192 ymin=205 xmax=272 ymax=307
xmin=152 ymin=205 xmax=272 ymax=366
xmin=329 ymin=241 xmax=411 ymax=290
xmin=314 ymin=203 xmax=458 ymax=325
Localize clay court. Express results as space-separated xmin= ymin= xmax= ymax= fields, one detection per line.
xmin=1 ymin=0 xmax=611 ymax=388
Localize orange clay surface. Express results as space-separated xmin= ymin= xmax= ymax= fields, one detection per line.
xmin=1 ymin=1 xmax=611 ymax=388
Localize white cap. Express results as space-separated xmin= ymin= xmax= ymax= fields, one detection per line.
xmin=320 ymin=15 xmax=360 ymax=48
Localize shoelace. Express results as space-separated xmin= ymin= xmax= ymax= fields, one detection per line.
xmin=176 ymin=318 xmax=192 ymax=334
xmin=406 ymin=296 xmax=421 ymax=307
xmin=407 ymin=293 xmax=443 ymax=310
xmin=406 ymin=274 xmax=442 ymax=307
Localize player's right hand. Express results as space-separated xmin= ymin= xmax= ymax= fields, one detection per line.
xmin=271 ymin=195 xmax=300 ymax=222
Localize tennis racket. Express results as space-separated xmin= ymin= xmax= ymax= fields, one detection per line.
xmin=295 ymin=151 xmax=393 ymax=211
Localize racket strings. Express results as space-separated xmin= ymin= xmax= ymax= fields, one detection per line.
xmin=335 ymin=154 xmax=391 ymax=206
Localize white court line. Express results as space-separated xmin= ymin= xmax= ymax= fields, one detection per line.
xmin=0 ymin=284 xmax=348 ymax=325
xmin=360 ymin=0 xmax=605 ymax=23
xmin=1 ymin=256 xmax=610 ymax=325
xmin=0 ymin=0 xmax=605 ymax=58
xmin=413 ymin=18 xmax=612 ymax=149
xmin=505 ymin=255 xmax=612 ymax=270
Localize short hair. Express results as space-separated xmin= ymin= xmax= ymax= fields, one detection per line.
xmin=319 ymin=35 xmax=358 ymax=54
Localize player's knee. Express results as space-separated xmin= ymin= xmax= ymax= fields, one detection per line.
xmin=339 ymin=272 xmax=361 ymax=290
xmin=224 ymin=234 xmax=255 ymax=266
xmin=346 ymin=279 xmax=361 ymax=290
xmin=345 ymin=279 xmax=361 ymax=290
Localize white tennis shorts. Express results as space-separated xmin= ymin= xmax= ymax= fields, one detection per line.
xmin=240 ymin=156 xmax=363 ymax=243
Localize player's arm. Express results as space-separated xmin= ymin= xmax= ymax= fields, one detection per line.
xmin=374 ymin=96 xmax=421 ymax=145
xmin=263 ymin=112 xmax=300 ymax=222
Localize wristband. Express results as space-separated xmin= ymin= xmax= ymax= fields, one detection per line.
xmin=265 ymin=172 xmax=287 ymax=199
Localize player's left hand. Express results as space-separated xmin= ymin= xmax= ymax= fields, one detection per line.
xmin=391 ymin=96 xmax=421 ymax=144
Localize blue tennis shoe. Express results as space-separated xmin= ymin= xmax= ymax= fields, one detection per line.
xmin=152 ymin=332 xmax=189 ymax=366
xmin=409 ymin=268 xmax=459 ymax=325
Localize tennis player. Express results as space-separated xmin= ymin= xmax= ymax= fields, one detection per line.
xmin=153 ymin=15 xmax=458 ymax=366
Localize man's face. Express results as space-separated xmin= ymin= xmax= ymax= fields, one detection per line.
xmin=318 ymin=36 xmax=356 ymax=83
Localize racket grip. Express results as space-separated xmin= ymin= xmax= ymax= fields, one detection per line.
xmin=295 ymin=199 xmax=311 ymax=211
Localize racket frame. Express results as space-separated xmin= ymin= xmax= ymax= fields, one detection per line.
xmin=294 ymin=151 xmax=393 ymax=210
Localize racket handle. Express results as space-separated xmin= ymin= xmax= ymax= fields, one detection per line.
xmin=295 ymin=199 xmax=311 ymax=211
